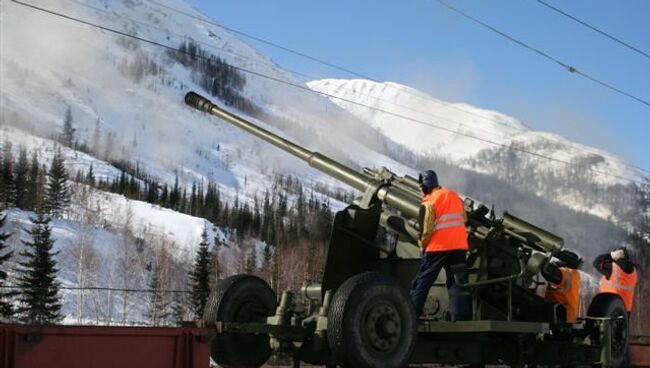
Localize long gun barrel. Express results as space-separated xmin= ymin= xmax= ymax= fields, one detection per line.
xmin=185 ymin=92 xmax=421 ymax=219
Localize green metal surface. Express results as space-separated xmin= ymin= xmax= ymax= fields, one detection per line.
xmin=502 ymin=211 xmax=564 ymax=252
xmin=418 ymin=320 xmax=549 ymax=334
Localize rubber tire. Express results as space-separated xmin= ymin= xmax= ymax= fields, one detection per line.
xmin=327 ymin=272 xmax=417 ymax=368
xmin=587 ymin=294 xmax=629 ymax=368
xmin=203 ymin=274 xmax=277 ymax=368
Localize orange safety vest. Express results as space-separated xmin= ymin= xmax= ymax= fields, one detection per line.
xmin=600 ymin=263 xmax=637 ymax=312
xmin=544 ymin=267 xmax=580 ymax=323
xmin=422 ymin=188 xmax=469 ymax=253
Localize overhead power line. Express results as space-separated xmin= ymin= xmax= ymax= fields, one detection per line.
xmin=144 ymin=0 xmax=537 ymax=135
xmin=432 ymin=0 xmax=650 ymax=108
xmin=8 ymin=0 xmax=647 ymax=184
xmin=0 ymin=284 xmax=191 ymax=293
xmin=139 ymin=0 xmax=650 ymax=175
xmin=68 ymin=0 xmax=515 ymax=143
xmin=536 ymin=0 xmax=650 ymax=60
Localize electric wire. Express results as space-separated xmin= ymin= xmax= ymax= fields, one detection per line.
xmin=72 ymin=0 xmax=514 ymax=143
xmin=38 ymin=0 xmax=650 ymax=175
xmin=8 ymin=0 xmax=647 ymax=183
xmin=144 ymin=0 xmax=537 ymax=135
xmin=432 ymin=0 xmax=650 ymax=108
xmin=536 ymin=0 xmax=650 ymax=60
xmin=71 ymin=0 xmax=516 ymax=141
xmin=138 ymin=0 xmax=650 ymax=175
xmin=7 ymin=0 xmax=648 ymax=184
xmin=0 ymin=284 xmax=191 ymax=293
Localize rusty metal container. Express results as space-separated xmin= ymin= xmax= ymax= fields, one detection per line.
xmin=630 ymin=335 xmax=650 ymax=367
xmin=0 ymin=325 xmax=212 ymax=368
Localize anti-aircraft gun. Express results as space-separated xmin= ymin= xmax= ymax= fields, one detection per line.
xmin=185 ymin=92 xmax=627 ymax=367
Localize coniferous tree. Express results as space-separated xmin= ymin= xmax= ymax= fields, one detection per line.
xmin=0 ymin=143 xmax=16 ymax=209
xmin=61 ymin=106 xmax=75 ymax=147
xmin=15 ymin=212 xmax=62 ymax=324
xmin=171 ymin=292 xmax=189 ymax=326
xmin=170 ymin=176 xmax=180 ymax=211
xmin=25 ymin=153 xmax=41 ymax=211
xmin=14 ymin=149 xmax=29 ymax=209
xmin=188 ymin=228 xmax=212 ymax=319
xmin=86 ymin=164 xmax=95 ymax=186
xmin=45 ymin=151 xmax=70 ymax=218
xmin=212 ymin=232 xmax=222 ymax=283
xmin=0 ymin=213 xmax=15 ymax=319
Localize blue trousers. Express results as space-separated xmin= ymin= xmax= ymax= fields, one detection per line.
xmin=410 ymin=250 xmax=471 ymax=320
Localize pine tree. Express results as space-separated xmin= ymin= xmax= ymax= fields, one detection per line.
xmin=14 ymin=149 xmax=29 ymax=210
xmin=61 ymin=106 xmax=75 ymax=147
xmin=0 ymin=143 xmax=16 ymax=209
xmin=0 ymin=212 xmax=15 ymax=319
xmin=212 ymin=232 xmax=222 ymax=284
xmin=86 ymin=164 xmax=95 ymax=186
xmin=45 ymin=151 xmax=70 ymax=218
xmin=171 ymin=292 xmax=188 ymax=326
xmin=25 ymin=153 xmax=41 ymax=211
xmin=15 ymin=212 xmax=62 ymax=324
xmin=188 ymin=228 xmax=212 ymax=319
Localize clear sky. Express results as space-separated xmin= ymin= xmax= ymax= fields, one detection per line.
xmin=187 ymin=0 xmax=650 ymax=173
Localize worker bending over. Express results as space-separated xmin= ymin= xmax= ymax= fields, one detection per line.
xmin=594 ymin=247 xmax=638 ymax=314
xmin=542 ymin=251 xmax=582 ymax=323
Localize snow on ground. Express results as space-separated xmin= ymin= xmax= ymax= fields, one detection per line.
xmin=87 ymin=187 xmax=225 ymax=257
xmin=0 ymin=125 xmax=133 ymax=184
xmin=2 ymin=191 xmax=235 ymax=323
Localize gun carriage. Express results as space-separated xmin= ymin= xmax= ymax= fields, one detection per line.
xmin=185 ymin=92 xmax=628 ymax=368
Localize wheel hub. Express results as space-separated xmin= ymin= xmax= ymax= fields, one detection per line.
xmin=364 ymin=302 xmax=401 ymax=354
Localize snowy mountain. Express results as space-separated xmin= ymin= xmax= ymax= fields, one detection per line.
xmin=0 ymin=0 xmax=647 ymax=324
xmin=307 ymin=78 xmax=646 ymax=186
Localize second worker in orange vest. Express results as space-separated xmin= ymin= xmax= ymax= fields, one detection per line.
xmin=409 ymin=170 xmax=471 ymax=320
xmin=593 ymin=247 xmax=638 ymax=313
xmin=542 ymin=251 xmax=582 ymax=324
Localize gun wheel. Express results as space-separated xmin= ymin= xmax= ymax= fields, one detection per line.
xmin=588 ymin=294 xmax=629 ymax=368
xmin=203 ymin=274 xmax=277 ymax=368
xmin=327 ymin=272 xmax=416 ymax=368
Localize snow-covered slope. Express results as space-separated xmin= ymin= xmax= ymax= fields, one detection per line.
xmin=307 ymin=79 xmax=646 ymax=186
xmin=1 ymin=0 xmax=416 ymax=204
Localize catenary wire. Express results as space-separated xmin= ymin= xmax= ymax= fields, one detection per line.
xmin=8 ymin=0 xmax=646 ymax=183
xmin=536 ymin=0 xmax=650 ymax=60
xmin=432 ymin=0 xmax=650 ymax=108
xmin=7 ymin=0 xmax=648 ymax=184
xmin=144 ymin=0 xmax=537 ymax=134
xmin=24 ymin=0 xmax=650 ymax=174
xmin=136 ymin=0 xmax=650 ymax=174
xmin=0 ymin=284 xmax=191 ymax=293
xmin=66 ymin=0 xmax=512 ymax=143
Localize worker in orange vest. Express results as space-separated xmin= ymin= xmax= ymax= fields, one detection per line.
xmin=542 ymin=251 xmax=582 ymax=323
xmin=409 ymin=170 xmax=471 ymax=320
xmin=593 ymin=247 xmax=638 ymax=313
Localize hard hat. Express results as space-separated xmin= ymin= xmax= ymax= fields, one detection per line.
xmin=418 ymin=170 xmax=439 ymax=190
